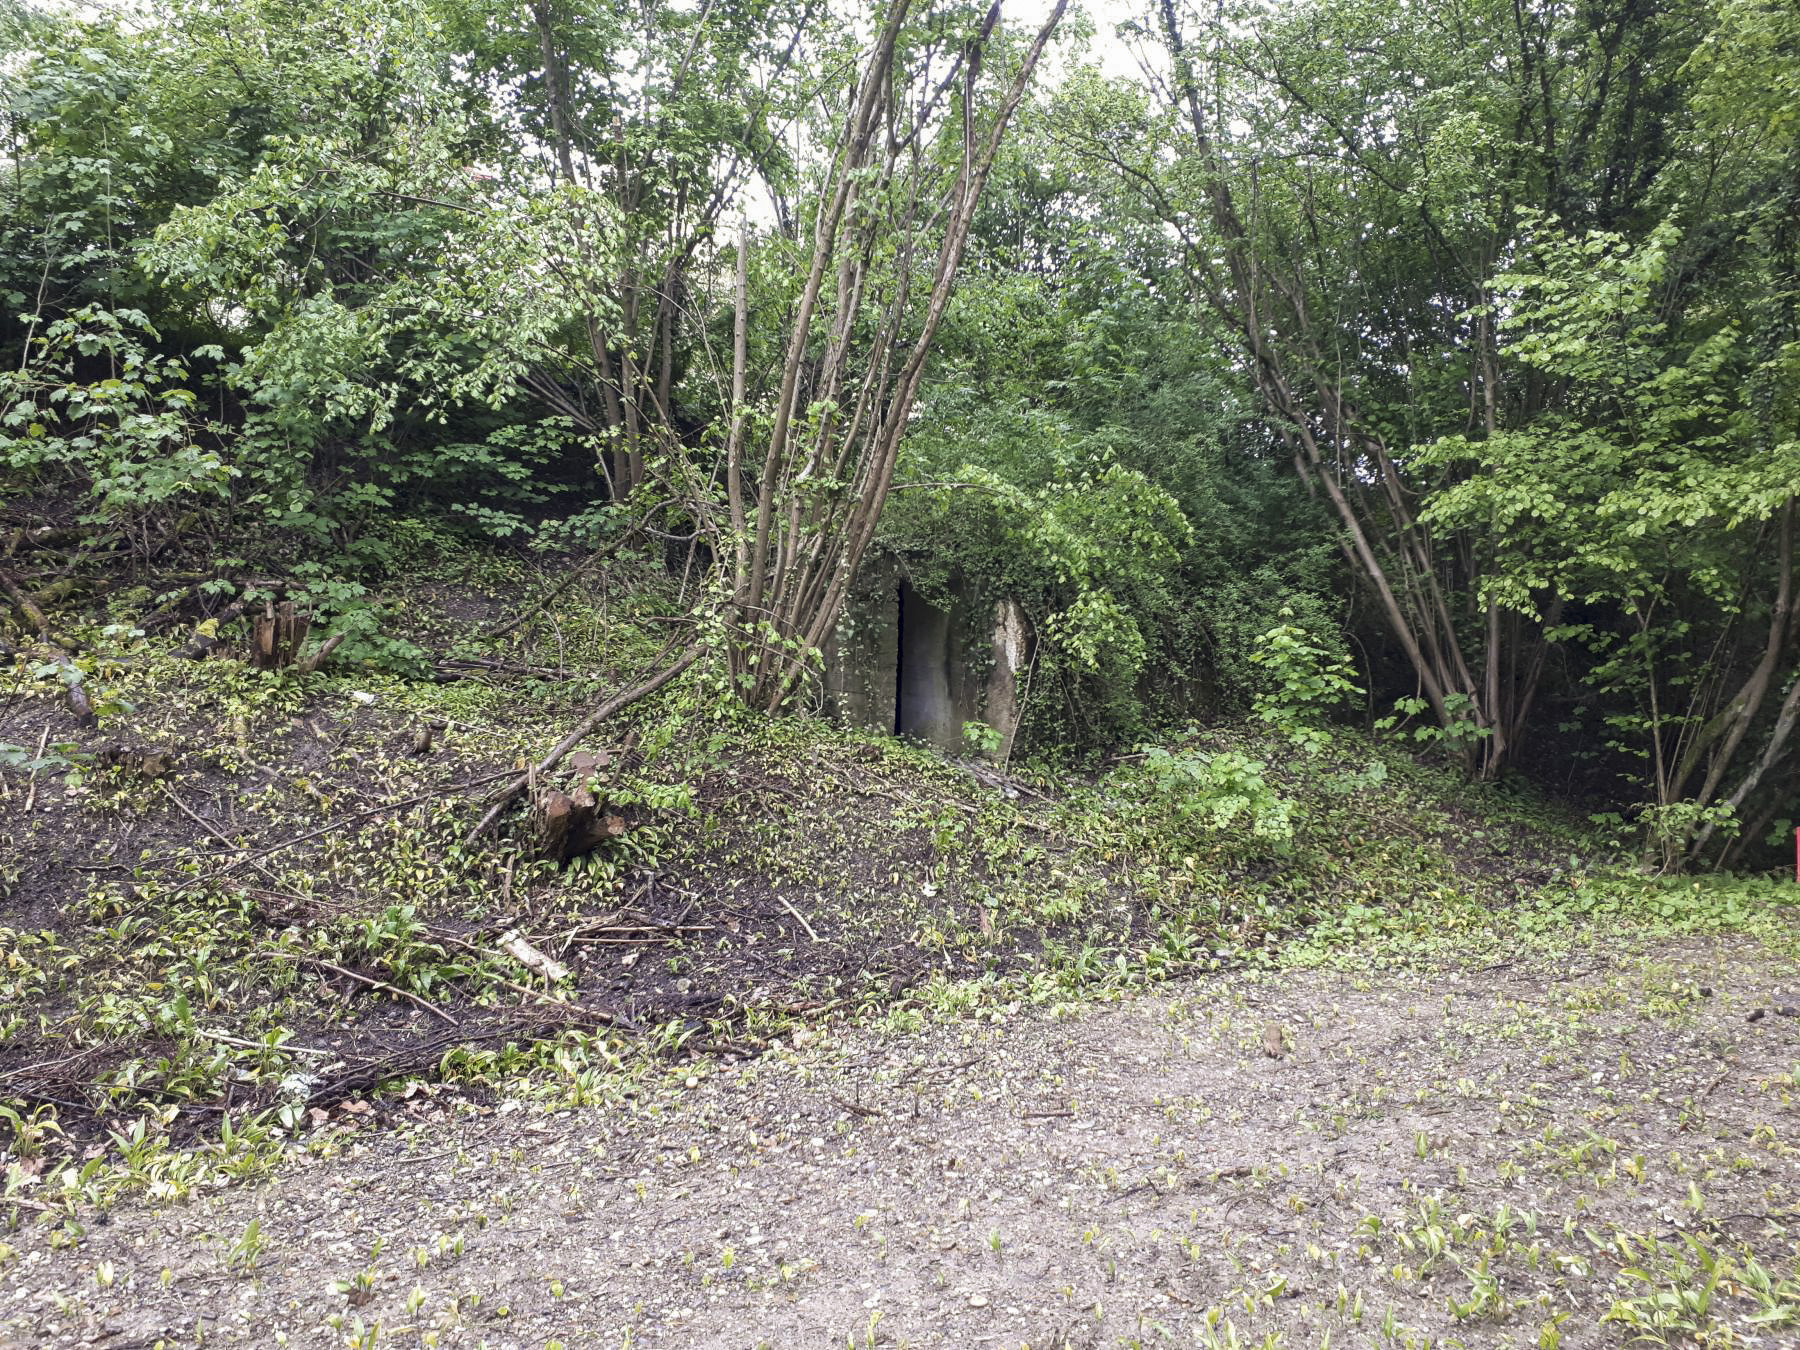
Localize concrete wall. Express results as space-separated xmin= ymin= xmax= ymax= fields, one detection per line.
xmin=824 ymin=566 xmax=1030 ymax=758
xmin=822 ymin=558 xmax=901 ymax=733
xmin=985 ymin=597 xmax=1029 ymax=762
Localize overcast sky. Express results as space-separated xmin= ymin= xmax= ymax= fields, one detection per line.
xmin=1031 ymin=0 xmax=1161 ymax=81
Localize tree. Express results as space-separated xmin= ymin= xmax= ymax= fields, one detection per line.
xmin=457 ymin=0 xmax=817 ymax=499
xmin=1125 ymin=0 xmax=1705 ymax=779
xmin=471 ymin=0 xmax=1067 ymax=832
xmin=711 ymin=0 xmax=1070 ymax=712
xmin=1419 ymin=218 xmax=1796 ymax=864
xmin=877 ymin=75 xmax=1337 ymax=747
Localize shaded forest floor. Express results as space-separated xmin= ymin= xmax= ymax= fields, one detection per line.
xmin=4 ymin=550 xmax=1800 ymax=1346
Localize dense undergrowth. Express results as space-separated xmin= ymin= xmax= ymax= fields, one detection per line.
xmin=2 ymin=2 xmax=1797 ymax=1337
xmin=8 ymin=0 xmax=1799 ymax=877
xmin=4 ymin=549 xmax=1798 ymax=1230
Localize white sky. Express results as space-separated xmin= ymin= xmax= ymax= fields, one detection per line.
xmin=1030 ymin=0 xmax=1161 ymax=82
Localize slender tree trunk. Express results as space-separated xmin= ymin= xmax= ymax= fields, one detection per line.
xmin=730 ymin=0 xmax=1068 ymax=712
xmin=471 ymin=0 xmax=1066 ymax=838
xmin=1152 ymin=0 xmax=1520 ymax=776
xmin=1675 ymin=499 xmax=1794 ymax=807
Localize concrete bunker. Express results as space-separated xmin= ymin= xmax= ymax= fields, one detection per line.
xmin=824 ymin=563 xmax=1029 ymax=758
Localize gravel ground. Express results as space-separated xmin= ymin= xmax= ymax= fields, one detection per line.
xmin=6 ymin=933 xmax=1800 ymax=1349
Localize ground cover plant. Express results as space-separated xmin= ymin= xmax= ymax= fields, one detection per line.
xmin=5 ymin=555 xmax=1800 ymax=1345
xmin=0 ymin=556 xmax=1591 ymax=1164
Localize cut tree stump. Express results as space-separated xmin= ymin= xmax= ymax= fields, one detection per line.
xmin=531 ymin=761 xmax=627 ymax=863
xmin=250 ymin=600 xmax=310 ymax=669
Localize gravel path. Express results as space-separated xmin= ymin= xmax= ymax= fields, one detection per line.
xmin=8 ymin=935 xmax=1800 ymax=1348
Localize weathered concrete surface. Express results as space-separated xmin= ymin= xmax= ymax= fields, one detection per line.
xmin=827 ymin=567 xmax=1029 ymax=757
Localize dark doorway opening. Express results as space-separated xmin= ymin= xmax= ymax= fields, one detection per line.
xmin=895 ymin=582 xmax=956 ymax=745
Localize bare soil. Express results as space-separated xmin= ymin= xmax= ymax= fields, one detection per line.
xmin=0 ymin=658 xmax=1093 ymax=1141
xmin=7 ymin=933 xmax=1799 ymax=1348
xmin=1 ymin=597 xmax=1564 ymax=1158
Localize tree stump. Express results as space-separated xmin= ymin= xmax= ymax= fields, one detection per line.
xmin=250 ymin=600 xmax=311 ymax=669
xmin=531 ymin=748 xmax=626 ymax=862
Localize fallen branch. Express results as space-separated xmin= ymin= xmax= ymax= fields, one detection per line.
xmin=427 ymin=928 xmax=629 ymax=1027
xmin=468 ymin=643 xmax=703 ymax=841
xmin=269 ymin=952 xmax=457 ymax=1025
xmin=779 ymin=895 xmax=820 ymax=942
xmin=4 ymin=525 xmax=88 ymax=555
xmin=195 ymin=769 xmax=517 ymax=882
xmin=433 ymin=656 xmax=571 ymax=680
xmin=498 ymin=930 xmax=570 ymax=983
xmin=197 ymin=1028 xmax=333 ymax=1057
xmin=302 ymin=1008 xmax=619 ymax=1107
xmin=292 ymin=632 xmax=345 ymax=676
xmin=959 ymin=757 xmax=1057 ymax=804
xmin=0 ymin=566 xmax=57 ymax=640
xmin=22 ymin=724 xmax=49 ymax=812
xmin=161 ymin=782 xmax=241 ymax=846
xmin=481 ymin=517 xmax=655 ymax=641
xmin=1 ymin=565 xmax=94 ymax=722
xmin=301 ymin=1024 xmax=523 ymax=1108
xmin=172 ymin=599 xmax=248 ymax=659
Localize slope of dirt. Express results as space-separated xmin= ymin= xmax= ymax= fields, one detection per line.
xmin=7 ymin=932 xmax=1798 ymax=1348
xmin=1 ymin=560 xmax=1586 ymax=1159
